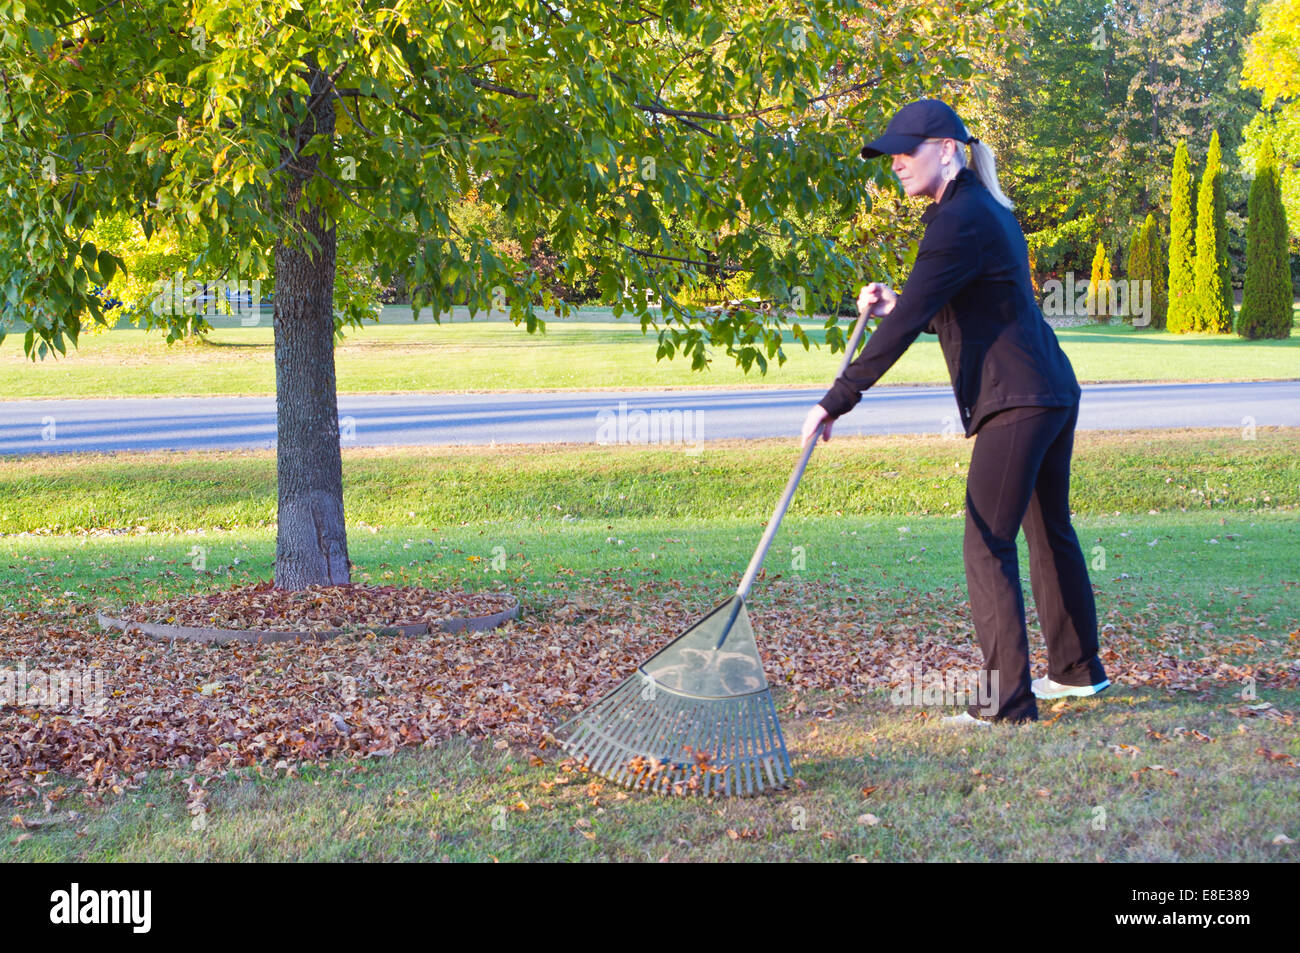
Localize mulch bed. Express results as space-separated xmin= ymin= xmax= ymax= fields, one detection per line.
xmin=112 ymin=581 xmax=516 ymax=633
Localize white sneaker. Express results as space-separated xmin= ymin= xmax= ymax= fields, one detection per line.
xmin=1031 ymin=676 xmax=1111 ymax=700
xmin=940 ymin=712 xmax=992 ymax=728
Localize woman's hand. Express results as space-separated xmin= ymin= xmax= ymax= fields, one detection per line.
xmin=800 ymin=285 xmax=888 ymax=449
xmin=858 ymin=282 xmax=897 ymax=317
xmin=800 ymin=403 xmax=834 ymax=448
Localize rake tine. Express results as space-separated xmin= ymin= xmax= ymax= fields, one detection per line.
xmin=757 ymin=697 xmax=779 ymax=790
xmin=721 ymin=699 xmax=737 ymax=798
xmin=736 ymin=700 xmax=751 ymax=796
xmin=743 ymin=696 xmax=759 ymax=790
xmin=723 ymin=700 xmax=739 ymax=797
xmin=743 ymin=696 xmax=759 ymax=795
xmin=766 ymin=699 xmax=784 ymax=785
xmin=766 ymin=692 xmax=792 ymax=780
xmin=760 ymin=698 xmax=778 ymax=790
xmin=702 ymin=703 xmax=718 ymax=798
xmin=740 ymin=698 xmax=755 ymax=796
xmin=735 ymin=700 xmax=748 ymax=796
xmin=731 ymin=699 xmax=745 ymax=796
xmin=774 ymin=699 xmax=791 ymax=779
xmin=734 ymin=700 xmax=748 ymax=796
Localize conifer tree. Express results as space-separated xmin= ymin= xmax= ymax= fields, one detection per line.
xmin=1192 ymin=131 xmax=1234 ymax=333
xmin=1126 ymin=220 xmax=1149 ymax=325
xmin=1239 ymin=139 xmax=1294 ymax=339
xmin=1088 ymin=239 xmax=1109 ymax=320
xmin=1145 ymin=214 xmax=1168 ymax=329
xmin=1167 ymin=141 xmax=1196 ymax=332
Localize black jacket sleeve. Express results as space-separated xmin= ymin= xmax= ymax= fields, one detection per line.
xmin=818 ymin=210 xmax=982 ymax=419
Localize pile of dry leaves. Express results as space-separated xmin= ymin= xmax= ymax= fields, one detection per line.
xmin=1 ymin=577 xmax=1295 ymax=807
xmin=113 ymin=581 xmax=516 ymax=632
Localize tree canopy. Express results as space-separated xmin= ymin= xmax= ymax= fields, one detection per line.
xmin=0 ymin=0 xmax=1031 ymax=368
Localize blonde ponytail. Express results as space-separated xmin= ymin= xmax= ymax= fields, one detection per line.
xmin=967 ymin=139 xmax=1013 ymax=210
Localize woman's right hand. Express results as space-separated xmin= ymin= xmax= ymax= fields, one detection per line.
xmin=800 ymin=403 xmax=833 ymax=448
xmin=858 ymin=282 xmax=897 ymax=317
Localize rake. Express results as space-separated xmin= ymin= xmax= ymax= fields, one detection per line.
xmin=552 ymin=302 xmax=873 ymax=797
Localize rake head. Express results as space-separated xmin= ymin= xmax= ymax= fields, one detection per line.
xmin=553 ymin=596 xmax=792 ymax=797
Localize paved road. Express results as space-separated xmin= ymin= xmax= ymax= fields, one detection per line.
xmin=1 ymin=381 xmax=1296 ymax=454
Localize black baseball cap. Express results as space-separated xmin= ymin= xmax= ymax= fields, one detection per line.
xmin=859 ymin=99 xmax=978 ymax=158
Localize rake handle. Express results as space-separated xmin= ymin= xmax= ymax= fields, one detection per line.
xmin=716 ymin=302 xmax=873 ymax=648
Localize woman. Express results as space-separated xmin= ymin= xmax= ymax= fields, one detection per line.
xmin=800 ymin=99 xmax=1110 ymax=724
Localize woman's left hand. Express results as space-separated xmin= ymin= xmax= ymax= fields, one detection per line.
xmin=800 ymin=404 xmax=833 ymax=448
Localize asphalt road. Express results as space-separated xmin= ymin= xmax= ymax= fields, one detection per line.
xmin=1 ymin=381 xmax=1296 ymax=455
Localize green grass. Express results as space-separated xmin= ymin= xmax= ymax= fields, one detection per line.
xmin=1 ymin=428 xmax=1297 ymax=861
xmin=3 ymin=428 xmax=1298 ymax=535
xmin=5 ymin=510 xmax=1298 ymax=650
xmin=1 ymin=304 xmax=1296 ymax=398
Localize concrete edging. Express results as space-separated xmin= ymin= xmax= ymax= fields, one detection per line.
xmin=94 ymin=595 xmax=520 ymax=645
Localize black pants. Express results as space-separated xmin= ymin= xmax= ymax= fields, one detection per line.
xmin=963 ymin=402 xmax=1107 ymax=722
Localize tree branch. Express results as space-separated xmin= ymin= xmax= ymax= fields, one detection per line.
xmin=54 ymin=0 xmax=126 ymax=31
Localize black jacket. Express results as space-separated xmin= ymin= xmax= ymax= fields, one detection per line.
xmin=819 ymin=167 xmax=1080 ymax=437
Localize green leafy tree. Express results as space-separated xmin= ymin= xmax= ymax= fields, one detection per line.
xmin=0 ymin=0 xmax=1027 ymax=588
xmin=971 ymin=0 xmax=1260 ymax=245
xmin=1238 ymin=138 xmax=1293 ymax=337
xmin=1167 ymin=140 xmax=1197 ymax=331
xmin=85 ymin=212 xmax=226 ymax=337
xmin=1192 ymin=130 xmax=1235 ymax=332
xmin=1240 ymin=0 xmax=1300 ymax=245
xmin=1026 ymin=213 xmax=1098 ymax=286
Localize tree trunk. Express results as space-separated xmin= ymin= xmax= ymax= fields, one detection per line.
xmin=272 ymin=68 xmax=351 ymax=590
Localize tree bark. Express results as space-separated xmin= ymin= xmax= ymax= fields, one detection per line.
xmin=272 ymin=67 xmax=351 ymax=590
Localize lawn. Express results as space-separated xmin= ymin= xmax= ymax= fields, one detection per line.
xmin=0 ymin=305 xmax=1296 ymax=399
xmin=1 ymin=428 xmax=1297 ymax=861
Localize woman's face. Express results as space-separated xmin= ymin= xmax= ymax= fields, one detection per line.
xmin=891 ymin=138 xmax=957 ymax=201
